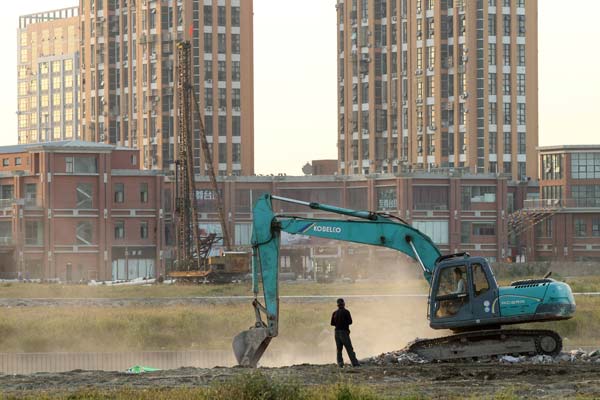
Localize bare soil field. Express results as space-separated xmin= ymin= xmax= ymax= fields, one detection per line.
xmin=2 ymin=361 xmax=600 ymax=399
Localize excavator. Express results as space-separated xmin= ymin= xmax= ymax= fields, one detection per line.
xmin=233 ymin=194 xmax=576 ymax=366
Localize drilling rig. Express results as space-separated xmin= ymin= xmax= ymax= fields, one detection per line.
xmin=169 ymin=41 xmax=250 ymax=283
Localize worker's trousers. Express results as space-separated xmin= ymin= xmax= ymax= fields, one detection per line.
xmin=335 ymin=330 xmax=359 ymax=367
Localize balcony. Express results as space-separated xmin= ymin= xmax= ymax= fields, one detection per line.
xmin=523 ymin=199 xmax=600 ymax=210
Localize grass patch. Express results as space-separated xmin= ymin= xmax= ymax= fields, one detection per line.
xmin=0 ymin=279 xmax=427 ymax=299
xmin=0 ymin=296 xmax=598 ymax=354
xmin=0 ymin=372 xmax=411 ymax=400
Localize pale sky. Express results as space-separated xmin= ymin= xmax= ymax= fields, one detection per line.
xmin=1 ymin=1 xmax=598 ymax=175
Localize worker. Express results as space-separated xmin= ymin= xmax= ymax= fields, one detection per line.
xmin=453 ymin=267 xmax=466 ymax=294
xmin=330 ymin=298 xmax=360 ymax=367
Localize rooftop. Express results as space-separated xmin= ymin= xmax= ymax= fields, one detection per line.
xmin=0 ymin=140 xmax=121 ymax=154
xmin=19 ymin=7 xmax=79 ymax=29
xmin=538 ymin=145 xmax=600 ymax=152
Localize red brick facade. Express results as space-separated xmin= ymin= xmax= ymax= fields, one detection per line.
xmin=2 ymin=141 xmax=595 ymax=281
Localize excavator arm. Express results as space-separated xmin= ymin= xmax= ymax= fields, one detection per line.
xmin=233 ymin=194 xmax=441 ymax=367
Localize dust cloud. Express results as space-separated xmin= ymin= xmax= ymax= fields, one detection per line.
xmin=260 ymin=295 xmax=443 ymax=367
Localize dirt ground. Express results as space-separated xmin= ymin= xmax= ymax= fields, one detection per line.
xmin=2 ymin=361 xmax=600 ymax=399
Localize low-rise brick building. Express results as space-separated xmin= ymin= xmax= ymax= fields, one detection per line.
xmin=4 ymin=141 xmax=595 ymax=281
xmin=0 ymin=141 xmax=168 ymax=281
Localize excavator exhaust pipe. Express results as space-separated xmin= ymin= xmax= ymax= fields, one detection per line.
xmin=233 ymin=327 xmax=271 ymax=367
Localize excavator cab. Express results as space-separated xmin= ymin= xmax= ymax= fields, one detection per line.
xmin=429 ymin=254 xmax=500 ymax=330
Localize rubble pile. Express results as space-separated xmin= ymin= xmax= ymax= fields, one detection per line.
xmin=366 ymin=348 xmax=600 ymax=366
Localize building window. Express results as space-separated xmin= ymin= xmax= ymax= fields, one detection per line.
xmin=231 ymin=6 xmax=240 ymax=27
xmin=413 ymin=186 xmax=449 ymax=210
xmin=572 ymin=185 xmax=600 ymax=207
xmin=571 ymin=153 xmax=600 ymax=179
xmin=218 ymin=5 xmax=226 ymax=25
xmin=503 ymin=131 xmax=512 ymax=154
xmin=232 ymin=143 xmax=241 ymax=163
xmin=517 ymin=74 xmax=525 ymax=96
xmin=140 ymin=183 xmax=148 ymax=203
xmin=489 ymin=102 xmax=497 ymax=125
xmin=503 ymin=103 xmax=511 ymax=125
xmin=204 ymin=33 xmax=212 ymax=53
xmin=503 ymin=73 xmax=511 ymax=94
xmin=218 ymin=61 xmax=226 ymax=81
xmin=489 ymin=131 xmax=497 ymax=154
xmin=140 ymin=221 xmax=148 ymax=239
xmin=76 ymin=221 xmax=93 ymax=245
xmin=541 ymin=185 xmax=563 ymax=201
xmin=488 ymin=14 xmax=496 ymax=36
xmin=536 ymin=219 xmax=553 ymax=239
xmin=461 ymin=222 xmax=471 ymax=243
xmin=574 ymin=219 xmax=587 ymax=237
xmin=114 ymin=221 xmax=125 ymax=240
xmin=15 ymin=157 xmax=22 ymax=166
xmin=518 ymin=44 xmax=526 ymax=66
xmin=114 ymin=183 xmax=125 ymax=203
xmin=488 ymin=43 xmax=496 ymax=65
xmin=503 ymin=44 xmax=510 ymax=66
xmin=231 ymin=34 xmax=240 ymax=54
xmin=517 ymin=104 xmax=526 ymax=125
xmin=503 ymin=14 xmax=511 ymax=36
xmin=461 ymin=186 xmax=496 ymax=209
xmin=518 ymin=15 xmax=526 ymax=36
xmin=218 ymin=33 xmax=226 ymax=54
xmin=518 ymin=161 xmax=526 ymax=181
xmin=204 ymin=5 xmax=212 ymax=25
xmin=593 ymin=218 xmax=600 ymax=237
xmin=25 ymin=183 xmax=37 ymax=206
xmin=2 ymin=159 xmax=9 ymax=166
xmin=488 ymin=73 xmax=497 ymax=95
xmin=76 ymin=183 xmax=93 ymax=209
xmin=542 ymin=154 xmax=563 ymax=180
xmin=25 ymin=220 xmax=43 ymax=245
xmin=66 ymin=156 xmax=97 ymax=174
xmin=472 ymin=222 xmax=496 ymax=236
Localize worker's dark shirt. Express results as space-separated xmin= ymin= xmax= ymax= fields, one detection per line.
xmin=331 ymin=308 xmax=353 ymax=332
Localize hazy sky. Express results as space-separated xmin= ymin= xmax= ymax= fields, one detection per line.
xmin=1 ymin=1 xmax=598 ymax=175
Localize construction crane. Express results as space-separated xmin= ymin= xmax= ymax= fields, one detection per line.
xmin=171 ymin=41 xmax=249 ymax=282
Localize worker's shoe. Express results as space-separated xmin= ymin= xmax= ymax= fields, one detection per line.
xmin=352 ymin=363 xmax=361 ymax=367
xmin=337 ymin=363 xmax=344 ymax=368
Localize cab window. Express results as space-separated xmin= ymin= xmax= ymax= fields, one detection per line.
xmin=437 ymin=265 xmax=467 ymax=296
xmin=472 ymin=263 xmax=490 ymax=296
xmin=435 ymin=265 xmax=468 ymax=318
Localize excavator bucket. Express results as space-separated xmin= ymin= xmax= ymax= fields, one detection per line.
xmin=232 ymin=327 xmax=272 ymax=367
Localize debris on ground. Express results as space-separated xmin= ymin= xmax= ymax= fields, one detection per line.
xmin=365 ymin=348 xmax=600 ymax=366
xmin=126 ymin=365 xmax=162 ymax=374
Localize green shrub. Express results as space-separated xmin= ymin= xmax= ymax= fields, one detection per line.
xmin=208 ymin=371 xmax=305 ymax=400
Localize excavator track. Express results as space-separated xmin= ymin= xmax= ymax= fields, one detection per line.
xmin=407 ymin=329 xmax=562 ymax=361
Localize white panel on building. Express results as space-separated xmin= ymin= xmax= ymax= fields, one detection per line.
xmin=413 ymin=220 xmax=449 ymax=245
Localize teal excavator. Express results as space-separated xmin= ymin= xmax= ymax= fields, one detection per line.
xmin=233 ymin=194 xmax=576 ymax=367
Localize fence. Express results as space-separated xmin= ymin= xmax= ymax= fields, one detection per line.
xmin=0 ymin=350 xmax=235 ymax=374
xmin=0 ymin=349 xmax=329 ymax=374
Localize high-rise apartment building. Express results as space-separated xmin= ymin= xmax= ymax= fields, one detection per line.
xmin=17 ymin=7 xmax=81 ymax=144
xmin=78 ymin=0 xmax=254 ymax=175
xmin=336 ymin=0 xmax=537 ymax=180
